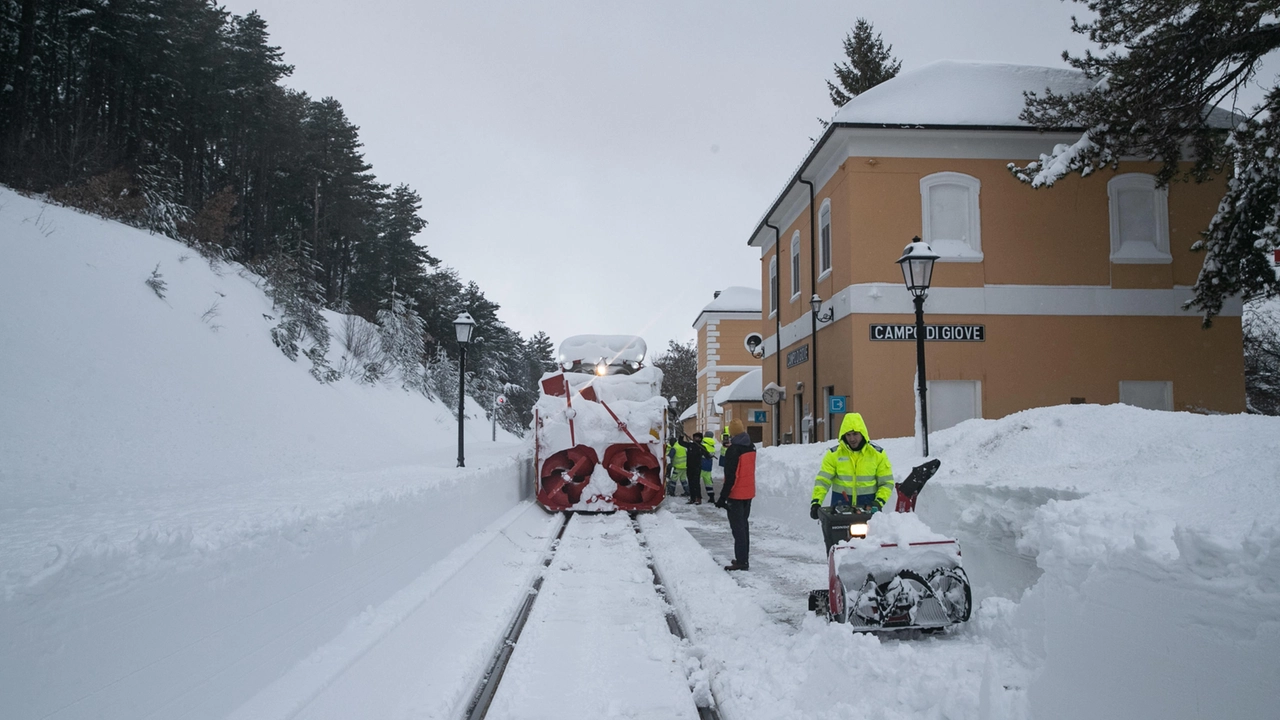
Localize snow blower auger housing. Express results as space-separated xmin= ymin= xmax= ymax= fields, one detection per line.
xmin=808 ymin=459 xmax=972 ymax=631
xmin=532 ymin=335 xmax=669 ymax=513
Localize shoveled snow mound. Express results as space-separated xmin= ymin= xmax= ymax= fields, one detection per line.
xmin=751 ymin=403 xmax=1280 ymax=719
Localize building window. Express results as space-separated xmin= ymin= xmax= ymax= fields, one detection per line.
xmin=1108 ymin=174 xmax=1171 ymax=264
xmin=769 ymin=255 xmax=778 ymax=318
xmin=927 ymin=380 xmax=982 ymax=431
xmin=920 ymin=172 xmax=982 ymax=261
xmin=818 ymin=199 xmax=832 ymax=277
xmin=790 ymin=230 xmax=801 ymax=301
xmin=1119 ymin=381 xmax=1172 ymax=411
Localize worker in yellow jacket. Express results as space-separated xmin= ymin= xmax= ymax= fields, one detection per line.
xmin=809 ymin=412 xmax=894 ymax=518
xmin=667 ymin=439 xmax=689 ymax=496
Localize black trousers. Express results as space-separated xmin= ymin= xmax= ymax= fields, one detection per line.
xmin=726 ymin=498 xmax=751 ymax=566
xmin=688 ymin=468 xmax=703 ymax=501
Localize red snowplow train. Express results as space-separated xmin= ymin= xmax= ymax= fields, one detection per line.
xmin=532 ymin=336 xmax=668 ymax=513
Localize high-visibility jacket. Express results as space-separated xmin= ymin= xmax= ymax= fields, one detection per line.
xmin=669 ymin=441 xmax=687 ymax=469
xmin=812 ymin=413 xmax=894 ymax=507
xmin=700 ymin=436 xmax=717 ymax=472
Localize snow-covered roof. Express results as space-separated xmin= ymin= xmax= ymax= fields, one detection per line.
xmin=678 ymin=404 xmax=697 ymax=422
xmin=713 ymin=369 xmax=762 ymax=406
xmin=694 ymin=287 xmax=761 ymax=330
xmin=701 ymin=287 xmax=760 ymax=314
xmin=830 ymin=61 xmax=1092 ymax=128
xmin=747 ymin=61 xmax=1239 ymax=249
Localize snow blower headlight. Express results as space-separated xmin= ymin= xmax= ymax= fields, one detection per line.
xmin=848 ymin=523 xmax=869 ymax=539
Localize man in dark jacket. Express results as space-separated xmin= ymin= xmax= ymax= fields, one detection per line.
xmin=716 ymin=419 xmax=756 ymax=571
xmin=678 ymin=432 xmax=709 ymax=504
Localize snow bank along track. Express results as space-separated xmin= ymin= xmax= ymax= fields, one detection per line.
xmin=464 ymin=512 xmax=720 ymax=720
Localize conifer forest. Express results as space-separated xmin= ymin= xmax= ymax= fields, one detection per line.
xmin=0 ymin=0 xmax=556 ymax=433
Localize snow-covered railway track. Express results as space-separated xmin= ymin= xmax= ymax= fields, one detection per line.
xmin=464 ymin=512 xmax=719 ymax=720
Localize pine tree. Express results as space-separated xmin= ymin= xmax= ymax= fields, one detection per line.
xmin=376 ymin=286 xmax=428 ymax=393
xmin=652 ymin=340 xmax=697 ymax=416
xmin=826 ymin=19 xmax=902 ymax=107
xmin=1009 ymin=0 xmax=1280 ymax=323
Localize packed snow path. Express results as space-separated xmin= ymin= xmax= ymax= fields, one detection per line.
xmin=482 ymin=513 xmax=709 ymax=719
xmin=647 ymin=497 xmax=1033 ymax=719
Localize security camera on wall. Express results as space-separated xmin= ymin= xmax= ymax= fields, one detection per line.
xmin=744 ymin=333 xmax=764 ymax=359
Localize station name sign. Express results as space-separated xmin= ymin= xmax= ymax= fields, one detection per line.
xmin=869 ymin=324 xmax=985 ymax=342
xmin=786 ymin=344 xmax=809 ymax=368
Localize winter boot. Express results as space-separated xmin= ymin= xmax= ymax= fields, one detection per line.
xmin=724 ymin=560 xmax=748 ymax=571
xmin=707 ymin=490 xmax=715 ymax=503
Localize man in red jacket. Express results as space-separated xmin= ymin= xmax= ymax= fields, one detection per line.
xmin=716 ymin=418 xmax=756 ymax=571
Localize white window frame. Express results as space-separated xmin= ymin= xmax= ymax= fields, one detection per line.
xmin=789 ymin=230 xmax=801 ymax=302
xmin=818 ymin=199 xmax=833 ymax=279
xmin=1108 ymin=173 xmax=1171 ymax=264
xmin=768 ymin=255 xmax=778 ymax=318
xmin=920 ymin=172 xmax=983 ymax=262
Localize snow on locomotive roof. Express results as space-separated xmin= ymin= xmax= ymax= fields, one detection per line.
xmin=557 ymin=335 xmax=648 ymax=366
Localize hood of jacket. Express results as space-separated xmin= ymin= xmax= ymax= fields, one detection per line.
xmin=838 ymin=413 xmax=871 ymax=447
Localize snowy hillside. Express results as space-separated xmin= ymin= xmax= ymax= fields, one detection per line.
xmin=0 ymin=187 xmax=530 ymax=718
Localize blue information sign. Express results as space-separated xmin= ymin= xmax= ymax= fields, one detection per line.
xmin=828 ymin=395 xmax=847 ymax=414
xmin=750 ymin=410 xmax=768 ymax=423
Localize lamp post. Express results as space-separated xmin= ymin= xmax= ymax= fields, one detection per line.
xmin=896 ymin=237 xmax=940 ymax=456
xmin=809 ymin=293 xmax=834 ymax=442
xmin=454 ymin=312 xmax=476 ymax=467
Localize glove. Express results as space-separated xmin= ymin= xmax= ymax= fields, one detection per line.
xmin=810 ymin=503 xmax=821 ymax=520
xmin=867 ymin=504 xmax=880 ymax=514
xmin=715 ymin=499 xmax=727 ymax=509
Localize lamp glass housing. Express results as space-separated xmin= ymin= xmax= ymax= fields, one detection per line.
xmin=896 ymin=239 xmax=940 ymax=298
xmin=453 ymin=312 xmax=476 ymax=344
xmin=809 ymin=293 xmax=822 ymax=315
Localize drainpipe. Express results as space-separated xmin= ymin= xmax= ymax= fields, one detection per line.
xmin=798 ymin=177 xmax=818 ymax=443
xmin=764 ymin=221 xmax=781 ymax=447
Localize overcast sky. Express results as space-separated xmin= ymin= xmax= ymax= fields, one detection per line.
xmin=218 ymin=0 xmax=1100 ymax=355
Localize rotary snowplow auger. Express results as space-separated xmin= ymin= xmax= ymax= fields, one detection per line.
xmin=808 ymin=459 xmax=972 ymax=631
xmin=532 ymin=335 xmax=669 ymax=513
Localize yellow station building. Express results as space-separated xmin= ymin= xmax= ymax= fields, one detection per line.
xmin=745 ymin=61 xmax=1246 ymax=444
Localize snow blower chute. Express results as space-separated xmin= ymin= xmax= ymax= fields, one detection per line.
xmin=808 ymin=459 xmax=972 ymax=631
xmin=532 ymin=335 xmax=668 ymax=513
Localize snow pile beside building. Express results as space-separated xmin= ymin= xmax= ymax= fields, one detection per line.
xmin=750 ymin=403 xmax=1280 ymax=718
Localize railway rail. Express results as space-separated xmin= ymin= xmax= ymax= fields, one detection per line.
xmin=463 ymin=512 xmax=720 ymax=720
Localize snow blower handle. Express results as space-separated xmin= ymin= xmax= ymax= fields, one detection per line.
xmin=894 ymin=458 xmax=942 ymax=513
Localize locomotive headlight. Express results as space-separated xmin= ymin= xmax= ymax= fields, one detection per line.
xmin=848 ymin=523 xmax=869 ymax=539
xmin=595 ymin=362 xmax=608 ymax=376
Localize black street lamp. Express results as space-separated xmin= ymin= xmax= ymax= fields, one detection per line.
xmin=454 ymin=311 xmax=476 ymax=467
xmin=808 ymin=293 xmax=833 ymax=443
xmin=896 ymin=237 xmax=940 ymax=456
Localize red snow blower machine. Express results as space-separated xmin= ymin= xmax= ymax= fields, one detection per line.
xmin=808 ymin=459 xmax=972 ymax=631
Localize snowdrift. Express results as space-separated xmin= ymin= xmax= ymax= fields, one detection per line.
xmin=752 ymin=403 xmax=1280 ymax=719
xmin=0 ymin=186 xmax=532 ymax=719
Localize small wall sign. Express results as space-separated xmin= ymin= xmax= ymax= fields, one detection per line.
xmin=869 ymin=324 xmax=985 ymax=342
xmin=786 ymin=344 xmax=810 ymax=368
xmin=750 ymin=409 xmax=768 ymax=423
